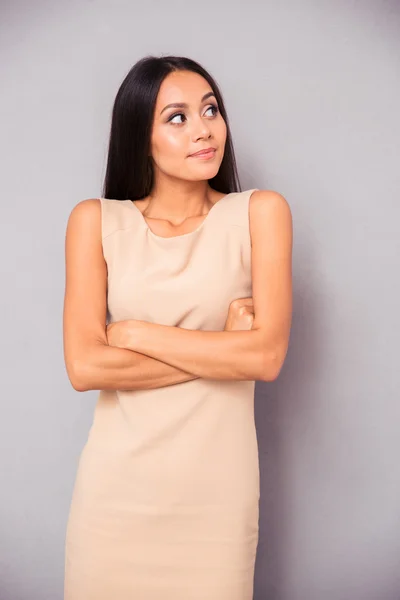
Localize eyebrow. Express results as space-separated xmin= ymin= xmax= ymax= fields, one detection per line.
xmin=160 ymin=91 xmax=216 ymax=115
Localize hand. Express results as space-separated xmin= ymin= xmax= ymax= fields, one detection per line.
xmin=224 ymin=297 xmax=255 ymax=331
xmin=106 ymin=319 xmax=147 ymax=350
xmin=106 ymin=321 xmax=125 ymax=348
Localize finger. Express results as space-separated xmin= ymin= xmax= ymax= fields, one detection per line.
xmin=232 ymin=297 xmax=253 ymax=306
xmin=239 ymin=305 xmax=254 ymax=314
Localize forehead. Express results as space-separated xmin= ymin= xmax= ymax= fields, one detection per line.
xmin=155 ymin=71 xmax=212 ymax=108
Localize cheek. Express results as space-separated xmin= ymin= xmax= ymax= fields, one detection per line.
xmin=151 ymin=129 xmax=190 ymax=174
xmin=153 ymin=127 xmax=185 ymax=158
xmin=217 ymin=119 xmax=227 ymax=142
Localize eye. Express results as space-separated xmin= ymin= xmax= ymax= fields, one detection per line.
xmin=167 ymin=104 xmax=219 ymax=125
xmin=205 ymin=104 xmax=219 ymax=117
xmin=168 ymin=112 xmax=186 ymax=125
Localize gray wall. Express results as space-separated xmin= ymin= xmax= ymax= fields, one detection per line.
xmin=1 ymin=1 xmax=399 ymax=598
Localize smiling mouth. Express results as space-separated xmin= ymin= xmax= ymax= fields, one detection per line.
xmin=189 ymin=149 xmax=216 ymax=158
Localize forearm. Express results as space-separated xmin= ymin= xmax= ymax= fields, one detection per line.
xmin=121 ymin=321 xmax=273 ymax=381
xmin=72 ymin=342 xmax=198 ymax=392
xmin=132 ymin=352 xmax=199 ymax=389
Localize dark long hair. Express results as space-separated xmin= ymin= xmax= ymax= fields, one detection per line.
xmin=102 ymin=55 xmax=241 ymax=201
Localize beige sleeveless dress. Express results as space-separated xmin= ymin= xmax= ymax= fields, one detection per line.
xmin=64 ymin=188 xmax=260 ymax=600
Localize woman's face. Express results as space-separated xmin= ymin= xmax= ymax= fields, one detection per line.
xmin=149 ymin=70 xmax=227 ymax=183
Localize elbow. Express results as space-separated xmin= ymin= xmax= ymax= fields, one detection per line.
xmin=252 ymin=330 xmax=288 ymax=382
xmin=67 ymin=360 xmax=93 ymax=392
xmin=71 ymin=379 xmax=90 ymax=393
xmin=258 ymin=348 xmax=286 ymax=382
xmin=65 ymin=339 xmax=109 ymax=392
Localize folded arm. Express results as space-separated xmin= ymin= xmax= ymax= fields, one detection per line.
xmin=63 ymin=191 xmax=292 ymax=392
xmin=108 ymin=190 xmax=293 ymax=383
xmin=108 ymin=320 xmax=266 ymax=381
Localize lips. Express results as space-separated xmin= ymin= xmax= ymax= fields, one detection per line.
xmin=189 ymin=147 xmax=216 ymax=157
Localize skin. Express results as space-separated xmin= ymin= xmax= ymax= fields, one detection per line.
xmin=132 ymin=70 xmax=229 ymax=235
xmin=63 ymin=70 xmax=293 ymax=391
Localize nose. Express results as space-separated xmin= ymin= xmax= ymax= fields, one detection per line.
xmin=191 ymin=115 xmax=212 ymax=141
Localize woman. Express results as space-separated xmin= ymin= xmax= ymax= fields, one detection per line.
xmin=63 ymin=54 xmax=293 ymax=600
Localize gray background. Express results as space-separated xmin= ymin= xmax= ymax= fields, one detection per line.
xmin=1 ymin=0 xmax=399 ymax=599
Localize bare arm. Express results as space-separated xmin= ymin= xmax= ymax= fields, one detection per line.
xmin=79 ymin=348 xmax=198 ymax=393
xmin=63 ymin=198 xmax=199 ymax=392
xmin=108 ymin=319 xmax=266 ymax=381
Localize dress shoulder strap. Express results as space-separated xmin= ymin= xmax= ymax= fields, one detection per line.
xmin=224 ymin=189 xmax=259 ymax=229
xmin=99 ymin=198 xmax=135 ymax=241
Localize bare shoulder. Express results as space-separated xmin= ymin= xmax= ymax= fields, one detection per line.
xmin=67 ymin=197 xmax=101 ymax=225
xmin=65 ymin=198 xmax=102 ymax=240
xmin=250 ymin=189 xmax=291 ymax=218
xmin=249 ymin=189 xmax=293 ymax=246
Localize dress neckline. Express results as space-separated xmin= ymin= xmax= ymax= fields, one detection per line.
xmin=128 ymin=191 xmax=236 ymax=240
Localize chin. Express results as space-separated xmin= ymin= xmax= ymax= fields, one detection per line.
xmin=188 ymin=162 xmax=221 ymax=176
